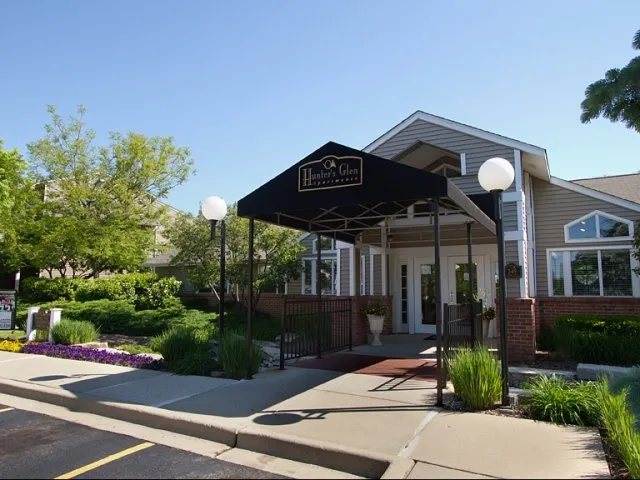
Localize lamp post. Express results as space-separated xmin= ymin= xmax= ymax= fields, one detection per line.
xmin=478 ymin=157 xmax=515 ymax=406
xmin=201 ymin=195 xmax=228 ymax=336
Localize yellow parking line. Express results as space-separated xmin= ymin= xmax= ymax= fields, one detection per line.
xmin=55 ymin=442 xmax=154 ymax=479
xmin=0 ymin=407 xmax=14 ymax=413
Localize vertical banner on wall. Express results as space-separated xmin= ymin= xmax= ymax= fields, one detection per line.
xmin=0 ymin=290 xmax=16 ymax=330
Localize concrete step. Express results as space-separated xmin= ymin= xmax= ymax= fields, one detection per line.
xmin=508 ymin=366 xmax=576 ymax=388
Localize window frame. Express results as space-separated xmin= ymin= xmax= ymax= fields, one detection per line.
xmin=312 ymin=236 xmax=336 ymax=253
xmin=564 ymin=210 xmax=634 ymax=243
xmin=546 ymin=245 xmax=639 ymax=297
xmin=300 ymin=257 xmax=337 ymax=295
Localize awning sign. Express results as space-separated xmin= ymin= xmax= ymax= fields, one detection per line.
xmin=298 ymin=155 xmax=363 ymax=192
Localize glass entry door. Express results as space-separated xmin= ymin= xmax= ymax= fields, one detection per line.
xmin=413 ymin=258 xmax=437 ymax=334
xmin=447 ymin=256 xmax=485 ymax=305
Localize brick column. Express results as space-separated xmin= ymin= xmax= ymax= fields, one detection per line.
xmin=495 ymin=298 xmax=536 ymax=363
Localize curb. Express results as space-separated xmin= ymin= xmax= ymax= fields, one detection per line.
xmin=0 ymin=378 xmax=393 ymax=478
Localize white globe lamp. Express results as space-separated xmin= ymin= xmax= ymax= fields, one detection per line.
xmin=478 ymin=157 xmax=515 ymax=193
xmin=478 ymin=157 xmax=514 ymax=407
xmin=201 ymin=195 xmax=228 ymax=221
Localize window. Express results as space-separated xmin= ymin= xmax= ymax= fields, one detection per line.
xmin=312 ymin=236 xmax=335 ymax=253
xmin=564 ymin=211 xmax=633 ymax=243
xmin=400 ymin=264 xmax=408 ymax=324
xmin=547 ymin=247 xmax=637 ymax=297
xmin=303 ymin=260 xmax=313 ymax=294
xmin=301 ymin=258 xmax=337 ymax=295
xmin=431 ymin=164 xmax=461 ymax=178
xmin=549 ymin=251 xmax=565 ymax=296
xmin=360 ymin=255 xmax=367 ymax=295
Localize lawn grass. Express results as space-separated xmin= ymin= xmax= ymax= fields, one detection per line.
xmin=0 ymin=330 xmax=25 ymax=340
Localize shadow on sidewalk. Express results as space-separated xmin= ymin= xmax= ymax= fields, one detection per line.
xmin=22 ymin=350 xmax=437 ymax=420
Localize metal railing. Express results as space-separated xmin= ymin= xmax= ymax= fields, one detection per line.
xmin=279 ymin=297 xmax=352 ymax=369
xmin=443 ymin=300 xmax=483 ymax=353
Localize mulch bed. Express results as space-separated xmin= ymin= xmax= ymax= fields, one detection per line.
xmin=512 ymin=351 xmax=578 ymax=371
xmin=600 ymin=429 xmax=629 ymax=479
xmin=294 ymin=353 xmax=437 ymax=380
xmin=98 ymin=334 xmax=151 ymax=348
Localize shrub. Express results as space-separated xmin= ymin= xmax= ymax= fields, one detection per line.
xmin=553 ymin=314 xmax=640 ymax=366
xmin=0 ymin=339 xmax=25 ymax=352
xmin=173 ymin=349 xmax=219 ymax=376
xmin=537 ymin=327 xmax=554 ymax=352
xmin=20 ymin=277 xmax=81 ymax=302
xmin=21 ymin=273 xmax=182 ymax=310
xmin=524 ymin=375 xmax=600 ymax=426
xmin=135 ymin=277 xmax=182 ymax=310
xmin=599 ymin=381 xmax=640 ymax=478
xmin=151 ymin=327 xmax=208 ymax=369
xmin=51 ymin=320 xmax=99 ymax=345
xmin=22 ymin=343 xmax=162 ymax=369
xmin=608 ymin=367 xmax=640 ymax=421
xmin=218 ymin=331 xmax=262 ymax=379
xmin=75 ymin=279 xmax=136 ymax=303
xmin=447 ymin=346 xmax=501 ymax=410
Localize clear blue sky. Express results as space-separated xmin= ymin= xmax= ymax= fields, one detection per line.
xmin=2 ymin=0 xmax=639 ymax=213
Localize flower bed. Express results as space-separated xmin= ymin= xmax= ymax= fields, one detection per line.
xmin=21 ymin=343 xmax=163 ymax=370
xmin=0 ymin=339 xmax=25 ymax=353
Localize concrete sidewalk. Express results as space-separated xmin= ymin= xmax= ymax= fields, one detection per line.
xmin=0 ymin=351 xmax=610 ymax=479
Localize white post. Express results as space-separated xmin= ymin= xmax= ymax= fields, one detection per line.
xmin=48 ymin=308 xmax=62 ymax=343
xmin=26 ymin=306 xmax=40 ymax=341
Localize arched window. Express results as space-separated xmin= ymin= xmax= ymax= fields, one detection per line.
xmin=564 ymin=211 xmax=633 ymax=243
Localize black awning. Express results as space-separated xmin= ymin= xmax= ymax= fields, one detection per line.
xmin=237 ymin=141 xmax=495 ymax=242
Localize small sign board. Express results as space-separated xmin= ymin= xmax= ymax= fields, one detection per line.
xmin=298 ymin=155 xmax=363 ymax=192
xmin=0 ymin=290 xmax=16 ymax=330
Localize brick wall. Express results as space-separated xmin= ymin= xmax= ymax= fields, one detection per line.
xmin=495 ymin=298 xmax=536 ymax=363
xmin=537 ymin=297 xmax=640 ymax=333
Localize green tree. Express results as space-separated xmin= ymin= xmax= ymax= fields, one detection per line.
xmin=581 ymin=29 xmax=640 ymax=132
xmin=0 ymin=141 xmax=39 ymax=274
xmin=166 ymin=205 xmax=304 ymax=312
xmin=26 ymin=105 xmax=194 ymax=277
xmin=165 ymin=212 xmax=220 ymax=293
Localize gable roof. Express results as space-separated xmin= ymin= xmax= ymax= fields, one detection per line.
xmin=550 ymin=176 xmax=640 ymax=213
xmin=363 ymin=110 xmax=548 ymax=158
xmin=572 ymin=173 xmax=640 ymax=205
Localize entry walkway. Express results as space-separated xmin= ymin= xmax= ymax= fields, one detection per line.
xmin=0 ymin=351 xmax=609 ymax=478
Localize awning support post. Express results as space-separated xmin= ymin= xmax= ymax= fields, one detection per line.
xmin=316 ymin=233 xmax=322 ymax=359
xmin=246 ymin=218 xmax=255 ymax=380
xmin=433 ymin=199 xmax=444 ymax=406
xmin=467 ymin=222 xmax=476 ymax=344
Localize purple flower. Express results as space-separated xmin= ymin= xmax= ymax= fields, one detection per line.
xmin=21 ymin=343 xmax=164 ymax=370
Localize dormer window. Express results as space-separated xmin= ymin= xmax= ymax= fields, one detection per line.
xmin=431 ymin=164 xmax=462 ymax=179
xmin=564 ymin=211 xmax=633 ymax=243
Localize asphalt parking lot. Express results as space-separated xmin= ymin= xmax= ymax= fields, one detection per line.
xmin=0 ymin=404 xmax=286 ymax=479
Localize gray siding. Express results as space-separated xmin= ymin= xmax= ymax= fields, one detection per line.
xmin=300 ymin=234 xmax=314 ymax=254
xmin=503 ymin=202 xmax=518 ymax=232
xmin=371 ymin=119 xmax=517 ymax=195
xmin=155 ymin=266 xmax=195 ymax=293
xmin=288 ymin=274 xmax=302 ymax=294
xmin=340 ymin=248 xmax=350 ymax=296
xmin=532 ymin=178 xmax=640 ymax=296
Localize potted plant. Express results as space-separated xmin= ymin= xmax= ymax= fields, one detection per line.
xmin=364 ymin=299 xmax=387 ymax=346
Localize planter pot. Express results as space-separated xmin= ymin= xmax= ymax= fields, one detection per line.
xmin=482 ymin=319 xmax=490 ymax=340
xmin=366 ymin=314 xmax=385 ymax=346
